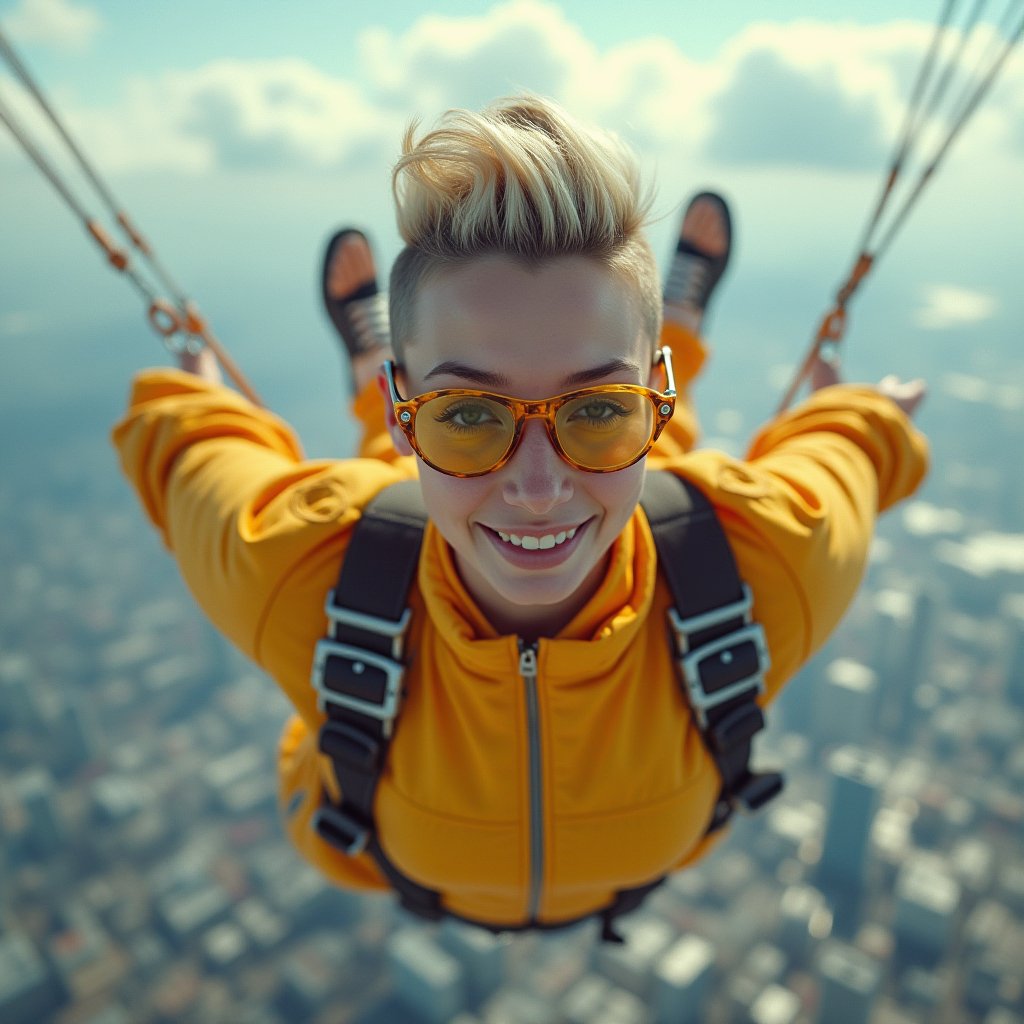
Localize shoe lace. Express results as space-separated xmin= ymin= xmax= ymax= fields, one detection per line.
xmin=346 ymin=293 xmax=391 ymax=354
xmin=664 ymin=253 xmax=708 ymax=309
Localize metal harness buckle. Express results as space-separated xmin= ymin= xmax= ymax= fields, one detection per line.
xmin=312 ymin=641 xmax=404 ymax=735
xmin=312 ymin=805 xmax=370 ymax=857
xmin=668 ymin=586 xmax=771 ymax=729
xmin=311 ymin=597 xmax=412 ymax=738
xmin=323 ymin=593 xmax=412 ymax=661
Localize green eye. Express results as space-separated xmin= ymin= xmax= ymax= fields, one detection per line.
xmin=569 ymin=399 xmax=631 ymax=425
xmin=435 ymin=401 xmax=502 ymax=431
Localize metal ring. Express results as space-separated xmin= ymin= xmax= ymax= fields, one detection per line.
xmin=147 ymin=299 xmax=181 ymax=337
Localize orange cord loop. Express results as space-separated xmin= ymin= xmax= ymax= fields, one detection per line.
xmin=835 ymin=253 xmax=874 ymax=308
xmin=86 ymin=220 xmax=128 ymax=271
xmin=146 ymin=299 xmax=203 ymax=356
xmin=148 ymin=299 xmax=182 ymax=337
xmin=817 ymin=306 xmax=848 ymax=345
xmin=183 ymin=302 xmax=208 ymax=337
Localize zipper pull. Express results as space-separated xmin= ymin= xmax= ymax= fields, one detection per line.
xmin=518 ymin=640 xmax=538 ymax=681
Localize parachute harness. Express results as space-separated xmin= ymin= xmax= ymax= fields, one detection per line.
xmin=0 ymin=28 xmax=262 ymax=405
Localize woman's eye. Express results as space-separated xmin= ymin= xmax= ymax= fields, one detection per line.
xmin=437 ymin=402 xmax=500 ymax=428
xmin=572 ymin=399 xmax=628 ymax=422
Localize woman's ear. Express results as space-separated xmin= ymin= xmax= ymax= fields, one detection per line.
xmin=378 ymin=371 xmax=415 ymax=456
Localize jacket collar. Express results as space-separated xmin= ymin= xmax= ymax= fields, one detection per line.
xmin=417 ymin=508 xmax=659 ymax=678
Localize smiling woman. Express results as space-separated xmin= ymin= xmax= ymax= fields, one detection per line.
xmin=111 ymin=92 xmax=929 ymax=941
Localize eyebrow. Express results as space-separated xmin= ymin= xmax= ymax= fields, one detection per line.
xmin=423 ymin=358 xmax=644 ymax=388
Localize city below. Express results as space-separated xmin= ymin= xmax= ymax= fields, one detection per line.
xmin=1 ymin=367 xmax=1022 ymax=1024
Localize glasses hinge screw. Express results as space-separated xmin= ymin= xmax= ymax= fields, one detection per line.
xmin=659 ymin=404 xmax=672 ymax=416
xmin=400 ymin=411 xmax=412 ymax=423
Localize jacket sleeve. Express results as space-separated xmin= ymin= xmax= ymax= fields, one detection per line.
xmin=110 ymin=368 xmax=415 ymax=722
xmin=659 ymin=384 xmax=930 ymax=704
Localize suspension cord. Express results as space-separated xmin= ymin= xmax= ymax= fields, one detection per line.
xmin=776 ymin=0 xmax=1024 ymax=414
xmin=871 ymin=0 xmax=1024 ymax=264
xmin=0 ymin=27 xmax=263 ymax=407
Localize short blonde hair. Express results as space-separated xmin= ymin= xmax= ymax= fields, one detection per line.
xmin=389 ymin=94 xmax=661 ymax=359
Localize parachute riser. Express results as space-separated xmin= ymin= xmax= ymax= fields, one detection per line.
xmin=776 ymin=251 xmax=873 ymax=415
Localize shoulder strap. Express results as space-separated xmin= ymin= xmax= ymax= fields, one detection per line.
xmin=640 ymin=470 xmax=783 ymax=834
xmin=312 ymin=480 xmax=446 ymax=919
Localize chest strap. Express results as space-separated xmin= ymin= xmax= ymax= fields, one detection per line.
xmin=309 ymin=472 xmax=782 ymax=938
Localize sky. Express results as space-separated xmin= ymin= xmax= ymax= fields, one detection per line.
xmin=1 ymin=0 xmax=1022 ymax=461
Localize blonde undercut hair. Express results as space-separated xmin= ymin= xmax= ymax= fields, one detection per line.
xmin=389 ymin=94 xmax=662 ymax=360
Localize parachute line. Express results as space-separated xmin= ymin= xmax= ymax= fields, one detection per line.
xmin=0 ymin=25 xmax=263 ymax=407
xmin=777 ymin=0 xmax=1024 ymax=414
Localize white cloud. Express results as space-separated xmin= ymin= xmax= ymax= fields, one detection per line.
xmin=0 ymin=309 xmax=43 ymax=335
xmin=163 ymin=59 xmax=398 ymax=172
xmin=915 ymin=284 xmax=998 ymax=329
xmin=3 ymin=0 xmax=100 ymax=50
xmin=937 ymin=533 xmax=1024 ymax=577
xmin=355 ymin=6 xmax=1024 ymax=173
xmin=3 ymin=58 xmax=402 ymax=175
xmin=359 ymin=0 xmax=593 ymax=112
xmin=902 ymin=501 xmax=964 ymax=537
xmin=4 ymin=2 xmax=1022 ymax=181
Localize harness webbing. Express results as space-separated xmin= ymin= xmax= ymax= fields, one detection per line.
xmin=777 ymin=0 xmax=1024 ymax=413
xmin=641 ymin=471 xmax=782 ymax=833
xmin=0 ymin=28 xmax=261 ymax=407
xmin=311 ymin=472 xmax=780 ymax=943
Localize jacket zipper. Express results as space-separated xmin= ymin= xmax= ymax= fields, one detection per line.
xmin=518 ymin=639 xmax=543 ymax=922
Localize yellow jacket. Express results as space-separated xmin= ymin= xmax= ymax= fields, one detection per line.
xmin=112 ymin=327 xmax=928 ymax=928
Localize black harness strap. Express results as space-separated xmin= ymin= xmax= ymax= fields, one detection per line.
xmin=310 ymin=471 xmax=782 ymax=940
xmin=640 ymin=471 xmax=783 ymax=833
xmin=310 ymin=481 xmax=441 ymax=921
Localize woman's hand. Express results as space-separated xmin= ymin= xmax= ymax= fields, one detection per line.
xmin=809 ymin=354 xmax=926 ymax=419
xmin=178 ymin=345 xmax=223 ymax=386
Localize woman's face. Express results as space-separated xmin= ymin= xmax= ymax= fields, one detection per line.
xmin=383 ymin=254 xmax=656 ymax=637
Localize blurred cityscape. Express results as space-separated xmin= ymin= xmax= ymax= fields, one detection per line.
xmin=1 ymin=369 xmax=1022 ymax=1024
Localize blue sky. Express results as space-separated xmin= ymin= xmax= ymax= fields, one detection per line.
xmin=1 ymin=0 xmax=1021 ymax=459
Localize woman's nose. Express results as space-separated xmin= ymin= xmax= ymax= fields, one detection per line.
xmin=501 ymin=418 xmax=574 ymax=513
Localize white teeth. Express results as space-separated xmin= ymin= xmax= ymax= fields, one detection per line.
xmin=494 ymin=525 xmax=580 ymax=550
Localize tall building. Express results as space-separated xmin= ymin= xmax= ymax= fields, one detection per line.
xmin=892 ymin=854 xmax=962 ymax=965
xmin=0 ymin=653 xmax=42 ymax=733
xmin=595 ymin=913 xmax=675 ymax=999
xmin=778 ymin=885 xmax=831 ymax=966
xmin=49 ymin=693 xmax=102 ymax=778
xmin=387 ymin=927 xmax=466 ymax=1024
xmin=651 ymin=934 xmax=715 ymax=1024
xmin=438 ymin=918 xmax=506 ymax=1009
xmin=816 ymin=746 xmax=887 ymax=934
xmin=9 ymin=767 xmax=64 ymax=860
xmin=1003 ymin=593 xmax=1024 ymax=708
xmin=815 ymin=940 xmax=881 ymax=1024
xmin=813 ymin=660 xmax=878 ymax=749
xmin=0 ymin=930 xmax=69 ymax=1024
xmin=869 ymin=587 xmax=915 ymax=739
xmin=900 ymin=586 xmax=942 ymax=695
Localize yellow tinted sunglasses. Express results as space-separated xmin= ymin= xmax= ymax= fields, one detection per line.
xmin=384 ymin=346 xmax=676 ymax=478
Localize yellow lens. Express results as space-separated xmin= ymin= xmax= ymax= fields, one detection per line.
xmin=415 ymin=394 xmax=516 ymax=474
xmin=555 ymin=391 xmax=654 ymax=469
